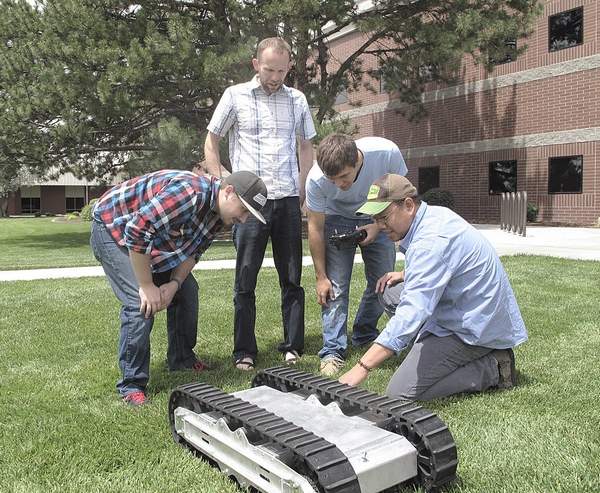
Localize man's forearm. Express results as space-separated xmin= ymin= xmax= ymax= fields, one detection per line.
xmin=308 ymin=227 xmax=327 ymax=280
xmin=170 ymin=257 xmax=196 ymax=285
xmin=129 ymin=251 xmax=154 ymax=287
xmin=298 ymin=141 xmax=313 ymax=197
xmin=338 ymin=343 xmax=395 ymax=386
xmin=359 ymin=343 xmax=395 ymax=369
xmin=204 ymin=133 xmax=229 ymax=177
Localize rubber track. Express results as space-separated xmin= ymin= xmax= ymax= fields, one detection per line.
xmin=169 ymin=382 xmax=361 ymax=493
xmin=252 ymin=367 xmax=458 ymax=492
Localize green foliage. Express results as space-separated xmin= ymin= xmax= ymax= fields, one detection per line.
xmin=0 ymin=0 xmax=252 ymax=180
xmin=80 ymin=198 xmax=98 ymax=222
xmin=527 ymin=202 xmax=539 ymax=222
xmin=312 ymin=117 xmax=358 ymax=145
xmin=421 ymin=188 xmax=456 ymax=210
xmin=0 ymin=0 xmax=541 ymax=181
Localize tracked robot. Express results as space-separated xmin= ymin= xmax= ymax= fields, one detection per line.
xmin=169 ymin=367 xmax=457 ymax=492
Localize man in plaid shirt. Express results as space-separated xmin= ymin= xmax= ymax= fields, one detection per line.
xmin=204 ymin=37 xmax=316 ymax=371
xmin=91 ymin=169 xmax=267 ymax=406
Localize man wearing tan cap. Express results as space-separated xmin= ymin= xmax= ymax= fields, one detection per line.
xmin=339 ymin=174 xmax=528 ymax=400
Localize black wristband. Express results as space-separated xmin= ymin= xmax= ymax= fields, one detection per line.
xmin=171 ymin=278 xmax=181 ymax=290
xmin=358 ymin=360 xmax=372 ymax=372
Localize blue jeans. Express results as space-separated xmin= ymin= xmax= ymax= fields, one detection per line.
xmin=232 ymin=197 xmax=304 ymax=361
xmin=90 ymin=221 xmax=199 ymax=396
xmin=319 ymin=215 xmax=396 ymax=360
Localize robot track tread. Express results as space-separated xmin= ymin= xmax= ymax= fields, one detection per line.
xmin=252 ymin=367 xmax=458 ymax=492
xmin=169 ymin=381 xmax=361 ymax=493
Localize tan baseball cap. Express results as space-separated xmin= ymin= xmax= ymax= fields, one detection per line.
xmin=356 ymin=174 xmax=417 ymax=215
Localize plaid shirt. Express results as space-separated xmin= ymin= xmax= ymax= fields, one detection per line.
xmin=93 ymin=170 xmax=223 ymax=273
xmin=207 ymin=75 xmax=316 ymax=199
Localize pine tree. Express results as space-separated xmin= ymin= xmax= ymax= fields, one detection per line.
xmin=0 ymin=0 xmax=252 ymax=179
xmin=0 ymin=0 xmax=540 ymax=181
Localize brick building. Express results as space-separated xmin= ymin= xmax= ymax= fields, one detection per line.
xmin=6 ymin=172 xmax=111 ymax=216
xmin=329 ymin=0 xmax=599 ymax=225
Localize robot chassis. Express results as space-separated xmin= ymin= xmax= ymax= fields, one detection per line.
xmin=169 ymin=366 xmax=457 ymax=493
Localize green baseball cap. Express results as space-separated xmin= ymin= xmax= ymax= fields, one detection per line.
xmin=356 ymin=174 xmax=417 ymax=215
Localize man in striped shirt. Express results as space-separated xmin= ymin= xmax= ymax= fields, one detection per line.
xmin=204 ymin=37 xmax=316 ymax=370
xmin=91 ymin=169 xmax=267 ymax=405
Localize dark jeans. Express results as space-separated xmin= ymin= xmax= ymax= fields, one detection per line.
xmin=232 ymin=197 xmax=304 ymax=361
xmin=90 ymin=221 xmax=199 ymax=396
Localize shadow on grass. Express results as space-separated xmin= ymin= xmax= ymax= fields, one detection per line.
xmin=514 ymin=370 xmax=534 ymax=388
xmin=2 ymin=231 xmax=91 ymax=249
xmin=148 ymin=330 xmax=327 ymax=395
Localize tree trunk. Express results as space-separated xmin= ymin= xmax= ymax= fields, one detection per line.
xmin=0 ymin=196 xmax=9 ymax=218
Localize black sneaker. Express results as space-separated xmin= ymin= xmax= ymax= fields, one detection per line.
xmin=492 ymin=348 xmax=517 ymax=389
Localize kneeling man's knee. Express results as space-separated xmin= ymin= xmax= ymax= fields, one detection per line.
xmin=385 ymin=379 xmax=422 ymax=401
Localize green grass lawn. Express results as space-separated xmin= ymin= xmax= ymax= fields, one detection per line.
xmin=0 ymin=217 xmax=311 ymax=270
xmin=1 ymin=257 xmax=599 ymax=492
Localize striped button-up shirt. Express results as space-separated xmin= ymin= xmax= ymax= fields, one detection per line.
xmin=377 ymin=203 xmax=528 ymax=354
xmin=207 ymin=75 xmax=316 ymax=199
xmin=93 ymin=170 xmax=223 ymax=273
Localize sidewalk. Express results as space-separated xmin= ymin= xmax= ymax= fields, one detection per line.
xmin=0 ymin=225 xmax=598 ymax=282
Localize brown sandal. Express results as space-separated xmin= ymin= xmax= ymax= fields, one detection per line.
xmin=235 ymin=356 xmax=255 ymax=371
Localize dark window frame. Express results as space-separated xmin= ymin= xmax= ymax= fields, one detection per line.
xmin=418 ymin=166 xmax=440 ymax=194
xmin=379 ymin=77 xmax=387 ymax=94
xmin=65 ymin=196 xmax=85 ymax=212
xmin=548 ymin=155 xmax=583 ymax=194
xmin=21 ymin=197 xmax=41 ymax=213
xmin=334 ymin=88 xmax=348 ymax=105
xmin=548 ymin=7 xmax=584 ymax=53
xmin=489 ymin=39 xmax=517 ymax=65
xmin=372 ymin=68 xmax=390 ymax=94
xmin=489 ymin=160 xmax=518 ymax=195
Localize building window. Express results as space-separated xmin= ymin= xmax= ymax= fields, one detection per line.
xmin=21 ymin=197 xmax=41 ymax=213
xmin=334 ymin=88 xmax=348 ymax=105
xmin=418 ymin=166 xmax=440 ymax=194
xmin=372 ymin=69 xmax=389 ymax=94
xmin=65 ymin=197 xmax=85 ymax=212
xmin=65 ymin=185 xmax=85 ymax=212
xmin=489 ymin=160 xmax=517 ymax=194
xmin=20 ymin=185 xmax=41 ymax=213
xmin=490 ymin=39 xmax=517 ymax=65
xmin=549 ymin=7 xmax=583 ymax=52
xmin=548 ymin=155 xmax=582 ymax=193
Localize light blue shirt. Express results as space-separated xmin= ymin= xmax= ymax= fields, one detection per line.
xmin=377 ymin=203 xmax=528 ymax=354
xmin=306 ymin=137 xmax=407 ymax=218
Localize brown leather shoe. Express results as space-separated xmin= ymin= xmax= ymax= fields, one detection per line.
xmin=492 ymin=348 xmax=517 ymax=389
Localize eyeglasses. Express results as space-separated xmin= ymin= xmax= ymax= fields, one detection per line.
xmin=373 ymin=202 xmax=400 ymax=226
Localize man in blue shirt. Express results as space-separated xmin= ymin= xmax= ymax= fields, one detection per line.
xmin=339 ymin=174 xmax=527 ymax=400
xmin=306 ymin=134 xmax=407 ymax=376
